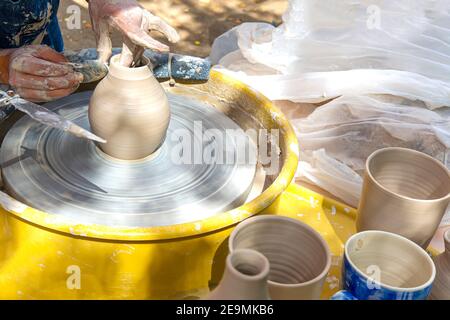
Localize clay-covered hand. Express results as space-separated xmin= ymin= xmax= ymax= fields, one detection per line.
xmin=89 ymin=0 xmax=180 ymax=63
xmin=7 ymin=45 xmax=83 ymax=102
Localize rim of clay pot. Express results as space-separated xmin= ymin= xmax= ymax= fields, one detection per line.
xmin=366 ymin=147 xmax=450 ymax=203
xmin=227 ymin=249 xmax=270 ymax=281
xmin=228 ymin=215 xmax=332 ymax=288
xmin=108 ymin=54 xmax=152 ymax=80
xmin=345 ymin=230 xmax=436 ymax=292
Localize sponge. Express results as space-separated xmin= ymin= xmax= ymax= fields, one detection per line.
xmin=147 ymin=52 xmax=210 ymax=82
xmin=65 ymin=48 xmax=211 ymax=83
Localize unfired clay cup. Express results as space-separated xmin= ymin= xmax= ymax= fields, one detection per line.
xmin=356 ymin=147 xmax=450 ymax=248
xmin=229 ymin=215 xmax=331 ymax=300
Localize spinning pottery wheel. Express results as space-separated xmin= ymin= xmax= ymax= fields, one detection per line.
xmin=1 ymin=92 xmax=257 ymax=227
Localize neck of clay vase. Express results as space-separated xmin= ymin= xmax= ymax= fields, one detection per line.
xmin=108 ymin=54 xmax=154 ymax=81
xmin=210 ymin=249 xmax=270 ymax=300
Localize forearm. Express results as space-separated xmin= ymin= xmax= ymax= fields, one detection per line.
xmin=0 ymin=49 xmax=14 ymax=85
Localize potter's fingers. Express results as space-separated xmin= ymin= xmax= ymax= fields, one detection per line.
xmin=108 ymin=16 xmax=169 ymax=52
xmin=143 ymin=11 xmax=180 ymax=43
xmin=15 ymin=85 xmax=80 ymax=103
xmin=33 ymin=45 xmax=68 ymax=63
xmin=127 ymin=30 xmax=169 ymax=52
xmin=96 ymin=20 xmax=113 ymax=63
xmin=11 ymin=55 xmax=73 ymax=77
xmin=132 ymin=46 xmax=145 ymax=66
xmin=119 ymin=39 xmax=135 ymax=67
xmin=10 ymin=72 xmax=83 ymax=91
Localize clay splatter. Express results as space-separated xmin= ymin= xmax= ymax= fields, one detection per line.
xmin=331 ymin=205 xmax=337 ymax=215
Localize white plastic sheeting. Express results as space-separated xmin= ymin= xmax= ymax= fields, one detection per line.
xmin=211 ymin=0 xmax=450 ymax=108
xmin=294 ymin=95 xmax=450 ymax=207
xmin=210 ymin=0 xmax=450 ymax=221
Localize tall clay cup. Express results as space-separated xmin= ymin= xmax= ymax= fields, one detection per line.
xmin=356 ymin=147 xmax=450 ymax=248
xmin=430 ymin=229 xmax=450 ymax=300
xmin=229 ymin=215 xmax=331 ymax=300
xmin=207 ymin=249 xmax=270 ymax=300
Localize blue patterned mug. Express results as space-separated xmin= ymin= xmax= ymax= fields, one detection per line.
xmin=331 ymin=230 xmax=435 ymax=300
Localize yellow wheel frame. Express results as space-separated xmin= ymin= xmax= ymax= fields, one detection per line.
xmin=0 ymin=70 xmax=303 ymax=299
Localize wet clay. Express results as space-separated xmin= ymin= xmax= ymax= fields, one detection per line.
xmin=89 ymin=54 xmax=170 ymax=160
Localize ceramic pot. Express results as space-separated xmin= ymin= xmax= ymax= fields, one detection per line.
xmin=332 ymin=230 xmax=436 ymax=300
xmin=430 ymin=229 xmax=450 ymax=300
xmin=207 ymin=249 xmax=270 ymax=300
xmin=356 ymin=147 xmax=450 ymax=248
xmin=229 ymin=215 xmax=331 ymax=300
xmin=89 ymin=54 xmax=170 ymax=160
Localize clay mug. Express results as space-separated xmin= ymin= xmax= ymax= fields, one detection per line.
xmin=207 ymin=249 xmax=270 ymax=300
xmin=229 ymin=215 xmax=331 ymax=300
xmin=331 ymin=230 xmax=436 ymax=300
xmin=356 ymin=147 xmax=450 ymax=248
xmin=429 ymin=229 xmax=450 ymax=300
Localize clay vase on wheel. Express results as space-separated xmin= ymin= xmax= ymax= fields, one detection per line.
xmin=430 ymin=229 xmax=450 ymax=300
xmin=207 ymin=249 xmax=270 ymax=300
xmin=89 ymin=54 xmax=170 ymax=160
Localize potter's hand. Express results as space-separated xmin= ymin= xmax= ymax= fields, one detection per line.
xmin=89 ymin=0 xmax=180 ymax=63
xmin=3 ymin=45 xmax=83 ymax=103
